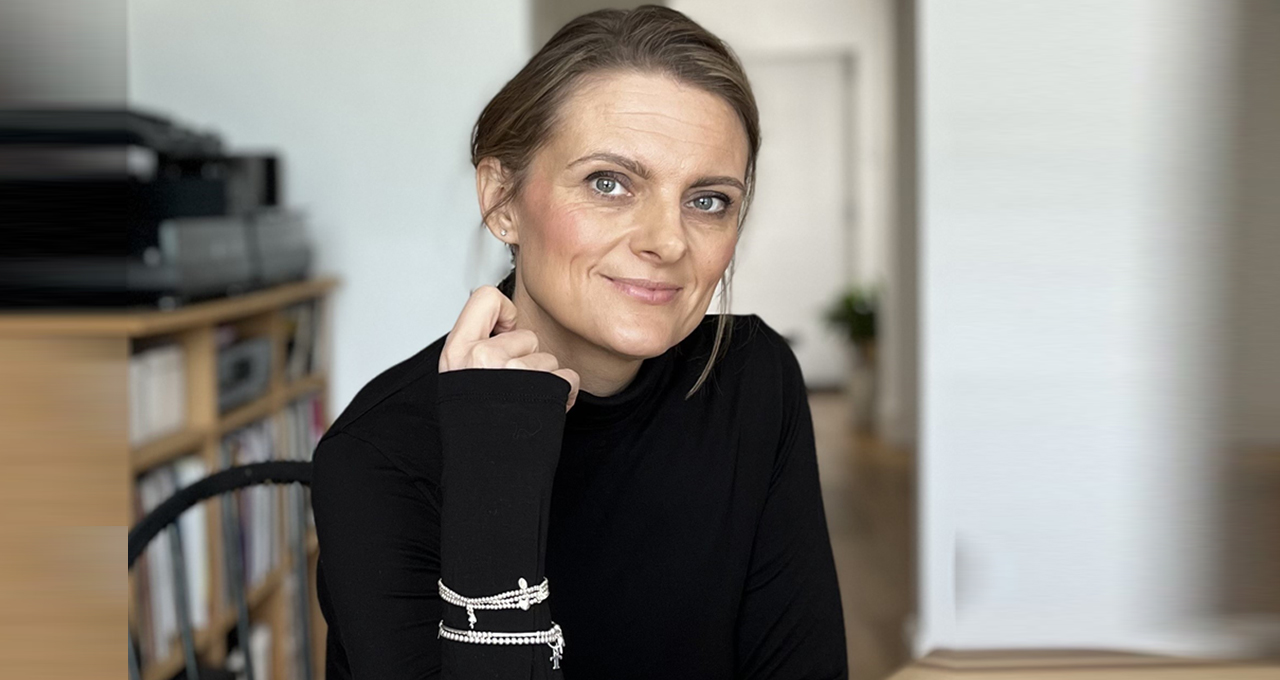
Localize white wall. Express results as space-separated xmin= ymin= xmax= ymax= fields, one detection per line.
xmin=128 ymin=1 xmax=531 ymax=411
xmin=918 ymin=0 xmax=1245 ymax=656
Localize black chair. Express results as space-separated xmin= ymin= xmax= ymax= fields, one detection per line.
xmin=128 ymin=461 xmax=315 ymax=680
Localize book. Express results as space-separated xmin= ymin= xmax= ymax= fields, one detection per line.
xmin=128 ymin=342 xmax=187 ymax=447
xmin=221 ymin=418 xmax=281 ymax=593
xmin=134 ymin=453 xmax=207 ymax=664
xmin=282 ymin=301 xmax=318 ymax=382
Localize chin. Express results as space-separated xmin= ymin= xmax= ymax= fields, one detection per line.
xmin=596 ymin=320 xmax=674 ymax=359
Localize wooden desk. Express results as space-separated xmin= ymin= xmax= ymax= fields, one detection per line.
xmin=888 ymin=649 xmax=1280 ymax=680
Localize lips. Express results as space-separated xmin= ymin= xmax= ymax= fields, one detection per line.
xmin=605 ymin=276 xmax=683 ymax=305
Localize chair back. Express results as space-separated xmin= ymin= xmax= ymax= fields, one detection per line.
xmin=128 ymin=461 xmax=314 ymax=680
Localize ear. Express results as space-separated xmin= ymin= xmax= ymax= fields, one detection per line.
xmin=476 ymin=157 xmax=519 ymax=245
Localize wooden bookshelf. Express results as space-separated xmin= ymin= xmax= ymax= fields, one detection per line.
xmin=0 ymin=277 xmax=338 ymax=680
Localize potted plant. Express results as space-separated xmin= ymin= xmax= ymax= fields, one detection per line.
xmin=824 ymin=284 xmax=879 ymax=432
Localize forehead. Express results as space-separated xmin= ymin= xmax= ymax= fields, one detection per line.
xmin=543 ymin=70 xmax=749 ymax=179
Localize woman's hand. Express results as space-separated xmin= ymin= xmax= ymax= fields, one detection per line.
xmin=439 ymin=285 xmax=581 ymax=411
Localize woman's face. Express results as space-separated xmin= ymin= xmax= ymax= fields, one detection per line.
xmin=503 ymin=70 xmax=749 ymax=360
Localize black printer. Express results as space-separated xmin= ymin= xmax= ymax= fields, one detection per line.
xmin=0 ymin=108 xmax=312 ymax=309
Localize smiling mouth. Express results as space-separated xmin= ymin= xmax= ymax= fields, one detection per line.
xmin=604 ymin=276 xmax=683 ymax=305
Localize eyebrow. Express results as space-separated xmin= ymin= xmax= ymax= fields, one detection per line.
xmin=566 ymin=152 xmax=746 ymax=193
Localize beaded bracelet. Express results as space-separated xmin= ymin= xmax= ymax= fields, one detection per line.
xmin=437 ymin=621 xmax=565 ymax=670
xmin=438 ymin=577 xmax=550 ymax=629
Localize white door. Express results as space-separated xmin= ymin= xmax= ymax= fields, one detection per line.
xmin=730 ymin=54 xmax=854 ymax=388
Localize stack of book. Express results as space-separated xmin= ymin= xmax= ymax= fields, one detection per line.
xmin=133 ymin=454 xmax=210 ymax=666
xmin=279 ymin=394 xmax=324 ymax=530
xmin=224 ymin=623 xmax=273 ymax=680
xmin=219 ymin=392 xmax=324 ymax=595
xmin=282 ymin=300 xmax=324 ymax=382
xmin=132 ymin=393 xmax=325 ymax=671
xmin=279 ymin=394 xmax=324 ymax=680
xmin=221 ymin=420 xmax=281 ymax=592
xmin=129 ymin=342 xmax=187 ymax=447
xmin=278 ymin=394 xmax=324 ymax=463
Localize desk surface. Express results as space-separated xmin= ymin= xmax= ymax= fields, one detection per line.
xmin=887 ymin=650 xmax=1280 ymax=680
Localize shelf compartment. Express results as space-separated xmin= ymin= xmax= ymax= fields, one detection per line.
xmin=132 ymin=428 xmax=207 ymax=474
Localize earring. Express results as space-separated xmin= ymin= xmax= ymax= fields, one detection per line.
xmin=500 ymin=229 xmax=508 ymax=237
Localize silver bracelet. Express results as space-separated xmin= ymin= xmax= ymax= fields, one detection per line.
xmin=438 ymin=577 xmax=550 ymax=629
xmin=437 ymin=621 xmax=565 ymax=670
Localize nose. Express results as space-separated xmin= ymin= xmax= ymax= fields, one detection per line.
xmin=630 ymin=195 xmax=688 ymax=263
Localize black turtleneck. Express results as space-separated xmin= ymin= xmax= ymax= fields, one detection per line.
xmin=310 ymin=314 xmax=847 ymax=680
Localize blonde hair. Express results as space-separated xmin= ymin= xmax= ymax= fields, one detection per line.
xmin=472 ymin=5 xmax=761 ymax=398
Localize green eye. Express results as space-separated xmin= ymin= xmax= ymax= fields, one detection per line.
xmin=594 ymin=177 xmax=618 ymax=194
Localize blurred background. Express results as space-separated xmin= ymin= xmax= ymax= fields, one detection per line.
xmin=1 ymin=1 xmax=1277 ymax=679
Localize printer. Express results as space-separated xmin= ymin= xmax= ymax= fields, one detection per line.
xmin=0 ymin=108 xmax=313 ymax=309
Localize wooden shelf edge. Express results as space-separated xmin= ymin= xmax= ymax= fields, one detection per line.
xmin=0 ymin=276 xmax=339 ymax=337
xmin=132 ymin=427 xmax=206 ymax=474
xmin=217 ymin=392 xmax=276 ymax=436
xmin=282 ymin=372 xmax=327 ymax=403
xmin=247 ymin=564 xmax=286 ymax=611
xmin=132 ymin=380 xmax=326 ymax=476
xmin=216 ymin=372 xmax=327 ymax=437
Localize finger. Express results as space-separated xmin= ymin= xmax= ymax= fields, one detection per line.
xmin=506 ymin=351 xmax=559 ymax=372
xmin=472 ymin=329 xmax=539 ymax=364
xmin=552 ymin=367 xmax=580 ymax=412
xmin=490 ymin=291 xmax=519 ymax=336
xmin=443 ymin=287 xmax=518 ymax=370
xmin=449 ymin=286 xmax=518 ymax=347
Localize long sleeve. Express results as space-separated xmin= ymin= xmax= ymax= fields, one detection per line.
xmin=311 ymin=367 xmax=570 ymax=680
xmin=733 ymin=347 xmax=849 ymax=679
xmin=436 ymin=368 xmax=570 ymax=678
xmin=312 ymin=430 xmax=443 ymax=679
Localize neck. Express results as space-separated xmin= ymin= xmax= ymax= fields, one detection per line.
xmin=511 ymin=278 xmax=642 ymax=398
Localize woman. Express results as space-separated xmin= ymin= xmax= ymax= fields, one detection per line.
xmin=311 ymin=6 xmax=847 ymax=679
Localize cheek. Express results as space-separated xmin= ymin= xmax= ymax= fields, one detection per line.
xmin=543 ymin=207 xmax=596 ymax=260
xmin=693 ymin=231 xmax=738 ymax=284
xmin=521 ymin=186 xmax=606 ymax=274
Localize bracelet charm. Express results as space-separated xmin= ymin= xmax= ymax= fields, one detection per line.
xmin=438 ymin=576 xmax=550 ymax=629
